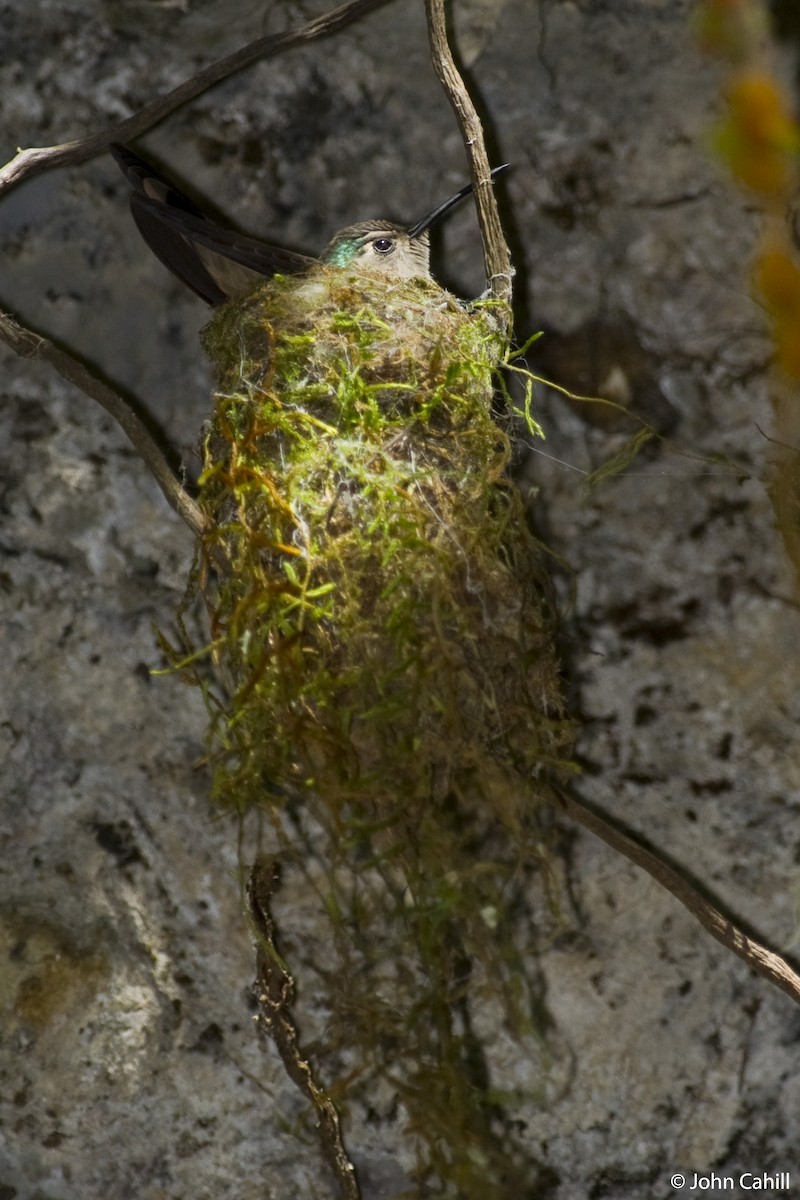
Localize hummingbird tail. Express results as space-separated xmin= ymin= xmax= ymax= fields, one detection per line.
xmin=110 ymin=144 xmax=315 ymax=305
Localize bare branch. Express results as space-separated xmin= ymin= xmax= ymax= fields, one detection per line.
xmin=0 ymin=0 xmax=392 ymax=196
xmin=0 ymin=309 xmax=209 ymax=542
xmin=425 ymin=0 xmax=513 ymax=312
xmin=557 ymin=786 xmax=800 ymax=1008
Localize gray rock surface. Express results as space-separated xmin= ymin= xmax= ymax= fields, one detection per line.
xmin=2 ymin=0 xmax=799 ymax=1196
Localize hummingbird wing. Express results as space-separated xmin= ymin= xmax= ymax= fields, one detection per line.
xmin=110 ymin=144 xmax=316 ymax=305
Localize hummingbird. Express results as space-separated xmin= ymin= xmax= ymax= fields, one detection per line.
xmin=110 ymin=143 xmax=507 ymax=306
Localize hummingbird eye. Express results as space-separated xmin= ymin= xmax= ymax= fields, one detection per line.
xmin=372 ymin=237 xmax=395 ymax=255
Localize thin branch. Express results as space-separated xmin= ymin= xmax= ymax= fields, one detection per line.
xmin=424 ymin=0 xmax=513 ymax=311
xmin=557 ymin=786 xmax=800 ymax=1007
xmin=0 ymin=0 xmax=392 ymax=196
xmin=248 ymin=859 xmax=361 ymax=1200
xmin=0 ymin=309 xmax=209 ymax=542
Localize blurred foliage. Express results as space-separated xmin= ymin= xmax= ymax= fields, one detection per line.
xmin=700 ymin=0 xmax=800 ymax=589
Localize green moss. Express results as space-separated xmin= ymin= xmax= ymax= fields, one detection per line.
xmin=192 ymin=264 xmax=573 ymax=1194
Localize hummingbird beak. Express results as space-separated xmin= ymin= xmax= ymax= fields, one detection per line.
xmin=406 ymin=164 xmax=509 ymax=240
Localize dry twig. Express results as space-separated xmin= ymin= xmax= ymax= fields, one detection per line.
xmin=0 ymin=0 xmax=392 ymax=196
xmin=558 ymin=787 xmax=800 ymax=1007
xmin=0 ymin=309 xmax=209 ymax=541
xmin=424 ymin=0 xmax=513 ymax=311
xmin=248 ymin=859 xmax=360 ymax=1200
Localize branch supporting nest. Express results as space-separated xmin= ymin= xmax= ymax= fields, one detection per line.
xmin=425 ymin=0 xmax=513 ymax=312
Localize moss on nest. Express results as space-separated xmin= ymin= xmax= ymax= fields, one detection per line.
xmin=193 ymin=264 xmax=573 ymax=1194
xmin=200 ymin=269 xmax=565 ymax=809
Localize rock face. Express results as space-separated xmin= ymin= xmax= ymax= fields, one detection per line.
xmin=2 ymin=2 xmax=800 ymax=1198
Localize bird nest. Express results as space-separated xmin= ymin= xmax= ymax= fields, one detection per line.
xmin=179 ymin=265 xmax=574 ymax=1193
xmin=198 ymin=268 xmax=568 ymax=833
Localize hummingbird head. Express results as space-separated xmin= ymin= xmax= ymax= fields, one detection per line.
xmin=320 ymin=165 xmax=509 ymax=281
xmin=321 ymin=221 xmax=431 ymax=279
